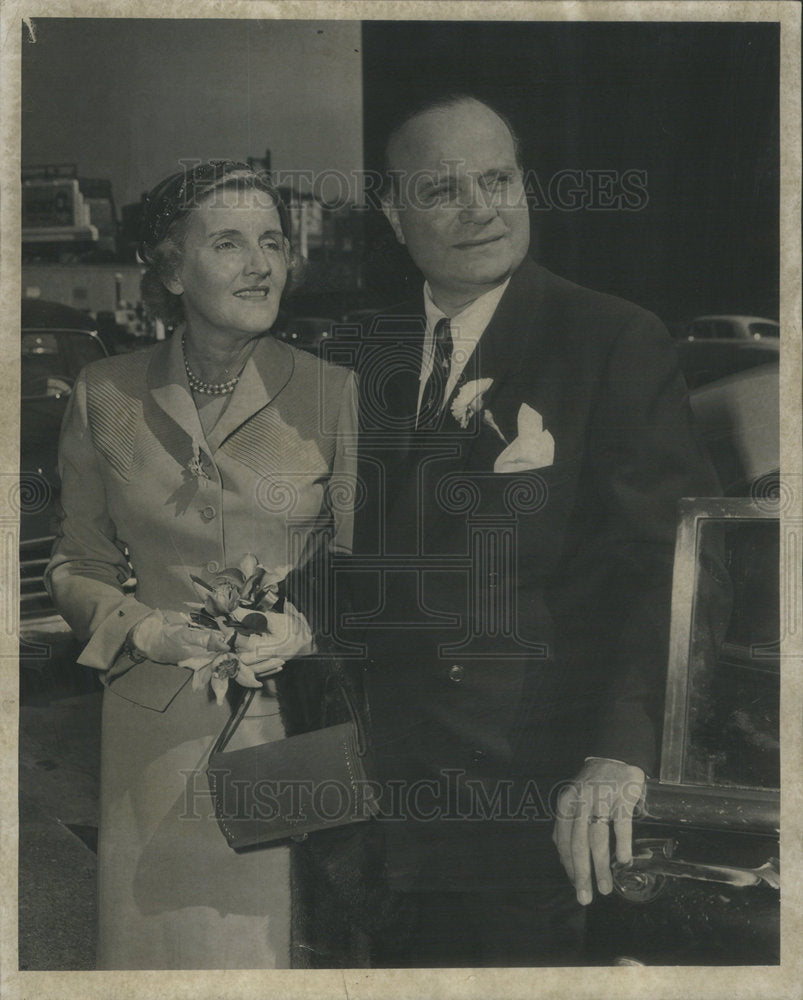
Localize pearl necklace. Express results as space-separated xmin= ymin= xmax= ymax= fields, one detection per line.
xmin=182 ymin=334 xmax=242 ymax=396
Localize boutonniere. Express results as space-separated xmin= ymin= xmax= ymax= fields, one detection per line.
xmin=187 ymin=438 xmax=210 ymax=481
xmin=450 ymin=378 xmax=508 ymax=444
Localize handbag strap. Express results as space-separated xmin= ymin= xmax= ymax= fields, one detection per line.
xmin=210 ymin=686 xmax=258 ymax=756
xmin=209 ymin=658 xmax=371 ymax=758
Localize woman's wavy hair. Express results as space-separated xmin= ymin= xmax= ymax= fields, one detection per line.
xmin=138 ymin=160 xmax=305 ymax=328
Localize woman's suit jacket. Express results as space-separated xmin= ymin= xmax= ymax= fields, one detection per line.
xmin=46 ymin=330 xmax=357 ymax=712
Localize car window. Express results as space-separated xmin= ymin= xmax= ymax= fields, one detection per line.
xmin=681 ymin=517 xmax=779 ymax=790
xmin=688 ymin=321 xmax=713 ymax=339
xmin=748 ymin=322 xmax=779 ymax=339
xmin=21 ymin=330 xmax=105 ymax=398
xmin=712 ymin=320 xmax=737 ymax=339
xmin=689 ymin=320 xmax=736 ymax=340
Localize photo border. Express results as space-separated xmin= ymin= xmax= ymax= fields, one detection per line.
xmin=1 ymin=2 xmax=800 ymax=998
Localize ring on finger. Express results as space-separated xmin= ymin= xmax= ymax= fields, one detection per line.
xmin=588 ymin=814 xmax=610 ymax=824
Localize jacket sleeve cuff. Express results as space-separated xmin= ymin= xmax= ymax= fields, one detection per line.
xmin=584 ymin=756 xmax=649 ymax=778
xmin=77 ymin=596 xmax=153 ymax=670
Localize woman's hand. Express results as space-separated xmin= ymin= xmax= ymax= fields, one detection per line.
xmin=234 ymin=600 xmax=314 ymax=676
xmin=129 ymin=609 xmax=228 ymax=664
xmin=178 ymin=602 xmax=314 ymax=706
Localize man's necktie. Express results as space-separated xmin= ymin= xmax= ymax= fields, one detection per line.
xmin=419 ymin=317 xmax=452 ymax=429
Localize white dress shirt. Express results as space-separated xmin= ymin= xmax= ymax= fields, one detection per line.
xmin=416 ymin=278 xmax=511 ymax=424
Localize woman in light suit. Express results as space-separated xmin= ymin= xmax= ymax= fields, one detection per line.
xmin=45 ymin=161 xmax=357 ymax=969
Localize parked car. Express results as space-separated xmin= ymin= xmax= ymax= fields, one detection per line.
xmin=587 ymin=357 xmax=781 ymax=965
xmin=587 ymin=496 xmax=780 ymax=965
xmin=675 ymin=339 xmax=779 ymax=389
xmin=276 ymin=310 xmax=388 ymax=358
xmin=286 ymin=289 xmax=385 ymax=324
xmin=95 ymin=309 xmax=158 ymax=355
xmin=688 ymin=362 xmax=779 ymax=494
xmin=275 ymin=316 xmax=336 ymax=355
xmin=675 ymin=315 xmax=779 ymax=388
xmin=683 ymin=315 xmax=779 ymax=342
xmin=20 ymin=298 xmax=108 ymax=687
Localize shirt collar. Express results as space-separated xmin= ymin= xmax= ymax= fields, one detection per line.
xmin=416 ymin=279 xmax=512 ymax=426
xmin=423 ymin=278 xmax=511 ymax=345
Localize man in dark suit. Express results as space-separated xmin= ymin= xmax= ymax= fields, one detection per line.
xmin=340 ymin=94 xmax=719 ymax=966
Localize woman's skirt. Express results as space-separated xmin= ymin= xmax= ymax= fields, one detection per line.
xmin=97 ymin=677 xmax=292 ymax=970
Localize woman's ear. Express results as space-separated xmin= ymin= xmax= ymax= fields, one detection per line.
xmin=163 ymin=271 xmax=184 ymax=296
xmin=161 ymin=246 xmax=184 ymax=295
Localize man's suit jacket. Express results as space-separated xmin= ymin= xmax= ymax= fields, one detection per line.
xmin=345 ymin=258 xmax=720 ymax=888
xmin=46 ymin=331 xmax=357 ymax=712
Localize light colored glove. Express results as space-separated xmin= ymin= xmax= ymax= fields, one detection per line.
xmin=233 ymin=600 xmax=315 ymax=675
xmin=180 ymin=648 xmax=266 ymax=706
xmin=179 ymin=602 xmax=314 ymax=706
xmin=129 ymin=609 xmax=228 ymax=664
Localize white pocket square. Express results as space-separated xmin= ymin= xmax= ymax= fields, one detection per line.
xmin=493 ymin=404 xmax=555 ymax=474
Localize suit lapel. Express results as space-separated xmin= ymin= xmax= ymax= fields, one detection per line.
xmin=444 ymin=258 xmax=548 ymax=468
xmin=363 ymin=263 xmax=549 ymax=550
xmin=376 ymin=309 xmax=426 ymax=458
xmin=416 ymin=260 xmax=549 ymax=545
xmin=353 ymin=308 xmax=426 ymax=563
xmin=464 ymin=259 xmax=545 ymax=416
xmin=205 ymin=336 xmax=293 ymax=452
xmin=371 ymin=272 xmax=540 ymax=446
xmin=147 ymin=332 xmax=207 ymax=450
xmin=147 ymin=331 xmax=294 ymax=457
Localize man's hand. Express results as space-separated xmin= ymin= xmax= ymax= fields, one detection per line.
xmin=552 ymin=757 xmax=645 ymax=905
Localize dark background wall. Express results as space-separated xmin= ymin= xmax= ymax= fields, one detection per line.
xmin=361 ymin=21 xmax=780 ymax=327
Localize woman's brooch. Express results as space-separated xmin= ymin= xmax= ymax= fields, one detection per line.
xmin=187 ymin=438 xmax=210 ymax=481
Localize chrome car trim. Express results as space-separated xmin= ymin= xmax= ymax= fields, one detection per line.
xmin=617 ymin=838 xmax=780 ymax=890
xmin=660 ymin=498 xmax=780 ymax=785
xmin=641 ymin=780 xmax=779 ymax=833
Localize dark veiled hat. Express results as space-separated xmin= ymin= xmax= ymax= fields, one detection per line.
xmin=137 ymin=160 xmax=291 ymax=262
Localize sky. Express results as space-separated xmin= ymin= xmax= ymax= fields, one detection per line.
xmin=22 ymin=18 xmax=364 ymax=209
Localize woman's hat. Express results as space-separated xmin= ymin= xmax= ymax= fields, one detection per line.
xmin=138 ymin=160 xmax=290 ymax=261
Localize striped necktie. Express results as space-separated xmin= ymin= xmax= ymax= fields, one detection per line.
xmin=419 ymin=317 xmax=452 ymax=429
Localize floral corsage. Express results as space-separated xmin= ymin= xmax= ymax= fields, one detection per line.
xmin=181 ymin=553 xmax=314 ymax=705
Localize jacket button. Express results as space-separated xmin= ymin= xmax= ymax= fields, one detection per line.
xmin=206 ymin=560 xmax=220 ymax=573
xmin=448 ymin=664 xmax=465 ymax=683
xmin=201 ymin=505 xmax=216 ymax=521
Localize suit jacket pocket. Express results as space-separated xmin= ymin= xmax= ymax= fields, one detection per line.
xmin=426 ymin=460 xmax=580 ymax=573
xmin=106 ymin=659 xmax=191 ymax=712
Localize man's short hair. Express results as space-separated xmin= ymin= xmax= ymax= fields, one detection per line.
xmin=381 ymin=93 xmax=523 ymax=200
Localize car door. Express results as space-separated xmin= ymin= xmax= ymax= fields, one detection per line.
xmin=20 ymin=304 xmax=108 ymax=680
xmin=587 ymin=498 xmax=780 ymax=965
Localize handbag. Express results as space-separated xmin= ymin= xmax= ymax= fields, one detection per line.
xmin=207 ymin=658 xmax=378 ymax=851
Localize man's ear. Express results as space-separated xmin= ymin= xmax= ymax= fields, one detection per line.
xmin=381 ymin=197 xmax=406 ymax=246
